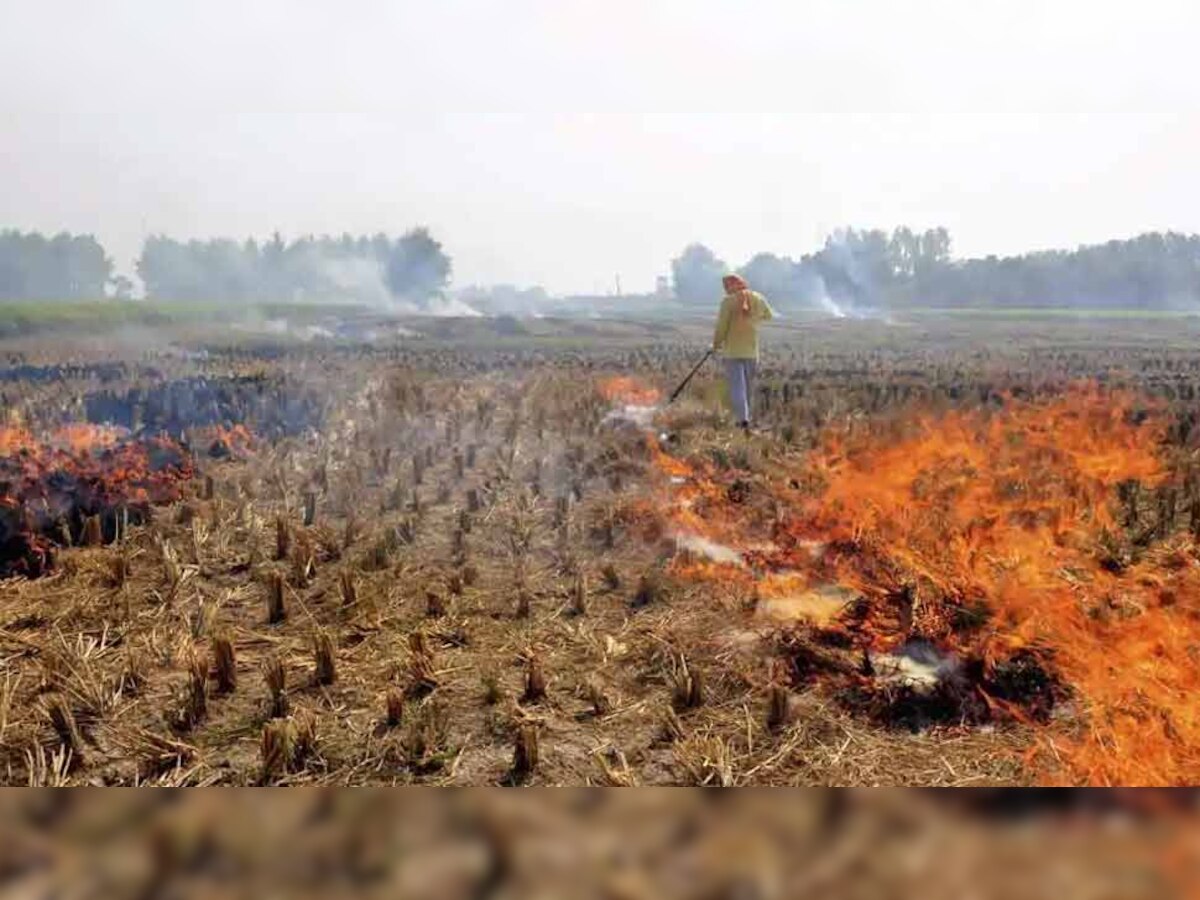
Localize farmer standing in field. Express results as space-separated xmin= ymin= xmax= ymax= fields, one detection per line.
xmin=712 ymin=273 xmax=774 ymax=433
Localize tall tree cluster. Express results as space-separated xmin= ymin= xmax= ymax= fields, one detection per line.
xmin=137 ymin=229 xmax=451 ymax=303
xmin=907 ymin=232 xmax=1200 ymax=309
xmin=0 ymin=231 xmax=113 ymax=300
xmin=671 ymin=227 xmax=952 ymax=310
xmin=671 ymin=228 xmax=1200 ymax=311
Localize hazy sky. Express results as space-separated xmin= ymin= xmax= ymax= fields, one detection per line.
xmin=3 ymin=0 xmax=1199 ymax=293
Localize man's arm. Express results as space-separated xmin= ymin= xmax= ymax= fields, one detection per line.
xmin=756 ymin=292 xmax=775 ymax=322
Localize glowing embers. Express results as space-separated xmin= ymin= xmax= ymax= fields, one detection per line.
xmin=0 ymin=426 xmax=194 ymax=578
xmin=207 ymin=424 xmax=256 ymax=459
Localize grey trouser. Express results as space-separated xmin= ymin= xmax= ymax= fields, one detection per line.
xmin=724 ymin=358 xmax=756 ymax=424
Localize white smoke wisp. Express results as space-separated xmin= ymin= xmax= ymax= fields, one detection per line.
xmin=871 ymin=639 xmax=961 ymax=693
xmin=814 ymin=279 xmax=848 ymax=319
xmin=420 ymin=295 xmax=484 ymax=317
xmin=602 ymin=404 xmax=659 ymax=428
xmin=320 ymin=257 xmax=392 ymax=306
xmin=320 ymin=257 xmax=485 ymax=317
xmin=807 ymin=232 xmax=901 ymax=324
xmin=811 ymin=273 xmax=893 ymax=324
xmin=231 ymin=316 xmax=336 ymax=342
xmin=674 ymin=533 xmax=744 ymax=566
xmin=451 ymin=284 xmax=555 ymax=318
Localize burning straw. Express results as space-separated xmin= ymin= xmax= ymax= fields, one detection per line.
xmin=649 ymin=385 xmax=1200 ymax=785
xmin=0 ymin=425 xmax=193 ymax=577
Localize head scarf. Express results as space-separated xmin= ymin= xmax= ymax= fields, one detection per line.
xmin=722 ymin=274 xmax=752 ymax=314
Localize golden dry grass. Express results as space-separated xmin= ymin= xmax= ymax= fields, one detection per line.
xmin=0 ymin=343 xmax=1047 ymax=787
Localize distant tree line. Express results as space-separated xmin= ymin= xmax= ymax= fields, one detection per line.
xmin=0 ymin=231 xmax=115 ymax=300
xmin=672 ymin=229 xmax=1200 ymax=311
xmin=0 ymin=228 xmax=452 ymax=304
xmin=911 ymin=232 xmax=1200 ymax=310
xmin=3 ymin=225 xmax=1199 ymax=311
xmin=137 ymin=229 xmax=451 ymax=303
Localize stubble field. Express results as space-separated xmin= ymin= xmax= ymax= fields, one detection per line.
xmin=3 ymin=312 xmax=1200 ymax=787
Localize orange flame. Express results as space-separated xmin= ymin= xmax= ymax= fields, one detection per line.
xmin=211 ymin=423 xmax=255 ymax=455
xmin=1 ymin=425 xmax=194 ymax=577
xmin=652 ymin=386 xmax=1200 ymax=784
xmin=0 ymin=426 xmax=35 ymax=455
xmin=51 ymin=423 xmax=126 ymax=453
xmin=597 ymin=376 xmax=662 ymax=406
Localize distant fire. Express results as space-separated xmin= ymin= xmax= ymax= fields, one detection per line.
xmin=648 ymin=386 xmax=1200 ymax=785
xmin=597 ymin=376 xmax=662 ymax=407
xmin=0 ymin=425 xmax=194 ymax=577
xmin=1 ymin=423 xmax=125 ymax=456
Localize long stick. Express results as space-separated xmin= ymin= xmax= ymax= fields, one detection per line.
xmin=667 ymin=349 xmax=714 ymax=404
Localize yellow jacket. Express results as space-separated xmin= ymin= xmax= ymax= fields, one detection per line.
xmin=712 ymin=289 xmax=774 ymax=360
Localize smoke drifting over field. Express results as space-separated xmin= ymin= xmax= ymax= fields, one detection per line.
xmin=134 ymin=231 xmax=453 ymax=310
xmin=809 ymin=233 xmax=894 ymax=320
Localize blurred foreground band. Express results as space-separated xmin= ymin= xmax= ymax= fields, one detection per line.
xmin=1 ymin=788 xmax=1197 ymax=899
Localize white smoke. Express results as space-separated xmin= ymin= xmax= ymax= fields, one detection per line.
xmin=602 ymin=404 xmax=659 ymax=428
xmin=231 ymin=316 xmax=336 ymax=342
xmin=420 ymin=295 xmax=484 ymax=317
xmin=453 ymin=284 xmax=553 ymax=317
xmin=871 ymin=639 xmax=961 ymax=693
xmin=320 ymin=257 xmax=392 ymax=305
xmin=811 ymin=272 xmax=893 ymax=323
xmin=674 ymin=533 xmax=744 ymax=566
xmin=808 ymin=232 xmax=896 ymax=323
xmin=814 ymin=280 xmax=848 ymax=319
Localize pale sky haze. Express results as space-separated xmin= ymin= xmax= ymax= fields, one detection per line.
xmin=2 ymin=0 xmax=1198 ymax=293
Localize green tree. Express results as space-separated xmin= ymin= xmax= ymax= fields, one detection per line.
xmin=738 ymin=252 xmax=803 ymax=301
xmin=0 ymin=230 xmax=112 ymax=300
xmin=671 ymin=243 xmax=727 ymax=304
xmin=384 ymin=228 xmax=452 ymax=301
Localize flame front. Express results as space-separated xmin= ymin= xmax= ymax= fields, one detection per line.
xmin=0 ymin=424 xmax=125 ymax=455
xmin=651 ymin=386 xmax=1200 ymax=785
xmin=0 ymin=425 xmax=194 ymax=577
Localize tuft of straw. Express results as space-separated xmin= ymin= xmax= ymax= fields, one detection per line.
xmin=312 ymin=631 xmax=337 ymax=686
xmin=265 ymin=572 xmax=286 ymax=624
xmin=212 ymin=634 xmax=237 ymax=694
